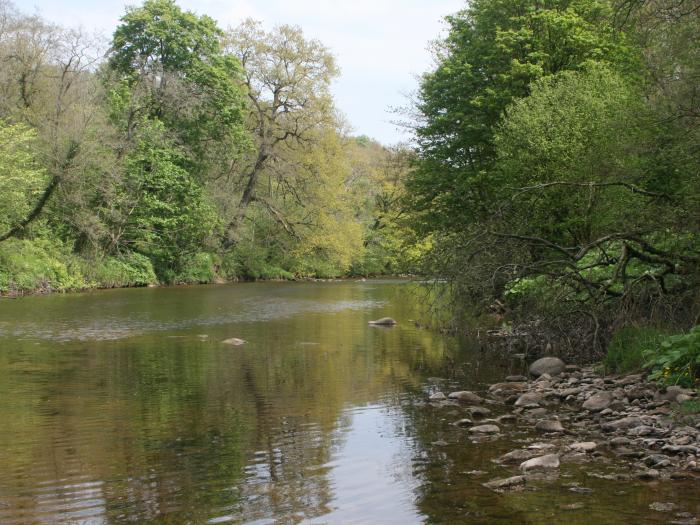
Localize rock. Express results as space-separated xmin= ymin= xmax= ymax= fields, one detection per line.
xmin=529 ymin=357 xmax=566 ymax=377
xmin=582 ymin=391 xmax=613 ymax=412
xmin=468 ymin=406 xmax=491 ymax=417
xmin=677 ymin=394 xmax=693 ymax=404
xmin=368 ymin=317 xmax=397 ymax=326
xmin=617 ymin=374 xmax=644 ymax=386
xmin=454 ymin=418 xmax=473 ymax=427
xmin=498 ymin=449 xmax=538 ymax=464
xmin=483 ymin=475 xmax=526 ymax=490
xmin=560 ymin=503 xmax=585 ymax=511
xmin=448 ymin=391 xmax=483 ymax=404
xmin=609 ymin=436 xmax=631 ymax=447
xmin=429 ymin=392 xmax=447 ymax=401
xmin=520 ymin=454 xmax=560 ymax=471
xmin=535 ymin=419 xmax=565 ymax=433
xmin=655 ymin=386 xmax=694 ymax=403
xmin=601 ymin=416 xmax=643 ymax=432
xmin=496 ymin=414 xmax=517 ymax=424
xmin=222 ymin=337 xmax=247 ymax=345
xmin=649 ymin=502 xmax=676 ymax=512
xmin=506 ymin=375 xmax=528 ymax=382
xmin=514 ymin=392 xmax=543 ymax=407
xmin=525 ymin=407 xmax=548 ymax=418
xmin=489 ymin=382 xmax=528 ymax=394
xmin=635 ymin=469 xmax=661 ymax=480
xmin=469 ymin=424 xmax=500 ymax=434
xmin=570 ymin=442 xmax=598 ymax=452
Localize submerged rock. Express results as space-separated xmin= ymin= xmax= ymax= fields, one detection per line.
xmin=222 ymin=337 xmax=247 ymax=346
xmin=498 ymin=449 xmax=537 ymax=464
xmin=483 ymin=475 xmax=526 ymax=491
xmin=529 ymin=357 xmax=566 ymax=377
xmin=368 ymin=317 xmax=397 ymax=326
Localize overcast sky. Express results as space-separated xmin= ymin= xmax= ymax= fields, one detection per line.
xmin=16 ymin=0 xmax=465 ymax=144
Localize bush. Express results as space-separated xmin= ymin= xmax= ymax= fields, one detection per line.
xmin=0 ymin=238 xmax=85 ymax=293
xmin=172 ymin=252 xmax=218 ymax=284
xmin=644 ymin=326 xmax=700 ymax=387
xmin=603 ymin=326 xmax=668 ymax=374
xmin=81 ymin=252 xmax=157 ymax=288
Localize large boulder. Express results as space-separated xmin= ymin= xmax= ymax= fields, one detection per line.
xmin=529 ymin=357 xmax=566 ymax=377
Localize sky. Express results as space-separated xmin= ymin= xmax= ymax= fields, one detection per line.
xmin=16 ymin=0 xmax=465 ymax=145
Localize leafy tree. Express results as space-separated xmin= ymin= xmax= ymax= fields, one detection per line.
xmin=0 ymin=121 xmax=47 ymax=237
xmin=409 ymin=0 xmax=637 ymax=233
xmin=221 ymin=20 xmax=339 ymax=245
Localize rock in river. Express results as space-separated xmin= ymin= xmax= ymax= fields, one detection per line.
xmin=535 ymin=419 xmax=565 ymax=433
xmin=469 ymin=424 xmax=500 ymax=434
xmin=222 ymin=337 xmax=247 ymax=346
xmin=483 ymin=475 xmax=526 ymax=491
xmin=529 ymin=357 xmax=566 ymax=377
xmin=520 ymin=454 xmax=560 ymax=471
xmin=429 ymin=392 xmax=447 ymax=401
xmin=448 ymin=391 xmax=483 ymax=404
xmin=368 ymin=317 xmax=397 ymax=326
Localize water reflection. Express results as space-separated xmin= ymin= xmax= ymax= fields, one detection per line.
xmin=0 ymin=282 xmax=697 ymax=524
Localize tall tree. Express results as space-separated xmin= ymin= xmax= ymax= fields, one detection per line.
xmin=221 ymin=20 xmax=338 ymax=246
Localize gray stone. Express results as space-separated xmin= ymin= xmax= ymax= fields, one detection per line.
xmin=469 ymin=424 xmax=500 ymax=434
xmin=535 ymin=419 xmax=565 ymax=433
xmin=483 ymin=475 xmax=526 ymax=490
xmin=602 ymin=416 xmax=643 ymax=432
xmin=498 ymin=449 xmax=538 ymax=464
xmin=514 ymin=392 xmax=543 ymax=407
xmin=448 ymin=391 xmax=483 ymax=404
xmin=468 ymin=406 xmax=491 ymax=417
xmin=520 ymin=454 xmax=560 ymax=471
xmin=489 ymin=382 xmax=528 ymax=394
xmin=582 ymin=391 xmax=613 ymax=412
xmin=570 ymin=441 xmax=598 ymax=452
xmin=429 ymin=392 xmax=446 ymax=401
xmin=506 ymin=375 xmax=528 ymax=382
xmin=529 ymin=357 xmax=566 ymax=377
xmin=368 ymin=317 xmax=397 ymax=326
xmin=454 ymin=418 xmax=473 ymax=427
xmin=222 ymin=337 xmax=247 ymax=345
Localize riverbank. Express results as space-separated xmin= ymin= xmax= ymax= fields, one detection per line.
xmin=424 ymin=356 xmax=700 ymax=508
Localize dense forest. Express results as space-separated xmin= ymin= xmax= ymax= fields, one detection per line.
xmin=1 ymin=0 xmax=698 ymax=380
xmin=0 ymin=0 xmax=413 ymax=292
xmin=408 ymin=0 xmax=700 ymax=380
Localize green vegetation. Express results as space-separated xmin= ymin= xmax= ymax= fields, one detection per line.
xmin=0 ymin=0 xmax=413 ymax=295
xmin=602 ymin=326 xmax=668 ymax=374
xmin=644 ymin=326 xmax=700 ymax=388
xmin=407 ymin=0 xmax=700 ymax=359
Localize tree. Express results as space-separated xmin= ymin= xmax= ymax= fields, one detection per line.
xmin=408 ymin=0 xmax=637 ymax=234
xmin=108 ymin=0 xmax=248 ymax=169
xmin=221 ymin=20 xmax=339 ymax=246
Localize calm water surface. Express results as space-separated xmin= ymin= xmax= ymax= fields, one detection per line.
xmin=0 ymin=281 xmax=697 ymax=524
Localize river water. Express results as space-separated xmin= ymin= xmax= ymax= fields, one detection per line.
xmin=0 ymin=281 xmax=697 ymax=524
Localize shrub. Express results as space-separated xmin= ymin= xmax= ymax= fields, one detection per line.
xmin=644 ymin=326 xmax=700 ymax=387
xmin=603 ymin=326 xmax=668 ymax=374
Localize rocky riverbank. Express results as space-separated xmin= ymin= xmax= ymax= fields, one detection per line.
xmin=426 ymin=357 xmax=699 ymax=510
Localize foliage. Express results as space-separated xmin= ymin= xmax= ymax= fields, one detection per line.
xmin=603 ymin=326 xmax=668 ymax=374
xmin=0 ymin=121 xmax=47 ymax=234
xmin=644 ymin=326 xmax=700 ymax=387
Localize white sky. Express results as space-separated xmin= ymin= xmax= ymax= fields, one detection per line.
xmin=16 ymin=0 xmax=465 ymax=145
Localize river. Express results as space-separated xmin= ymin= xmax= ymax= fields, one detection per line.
xmin=0 ymin=281 xmax=697 ymax=524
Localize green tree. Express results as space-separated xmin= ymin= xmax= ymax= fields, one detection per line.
xmin=409 ymin=0 xmax=636 ymax=233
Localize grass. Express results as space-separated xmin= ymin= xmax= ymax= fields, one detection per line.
xmin=602 ymin=326 xmax=669 ymax=375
